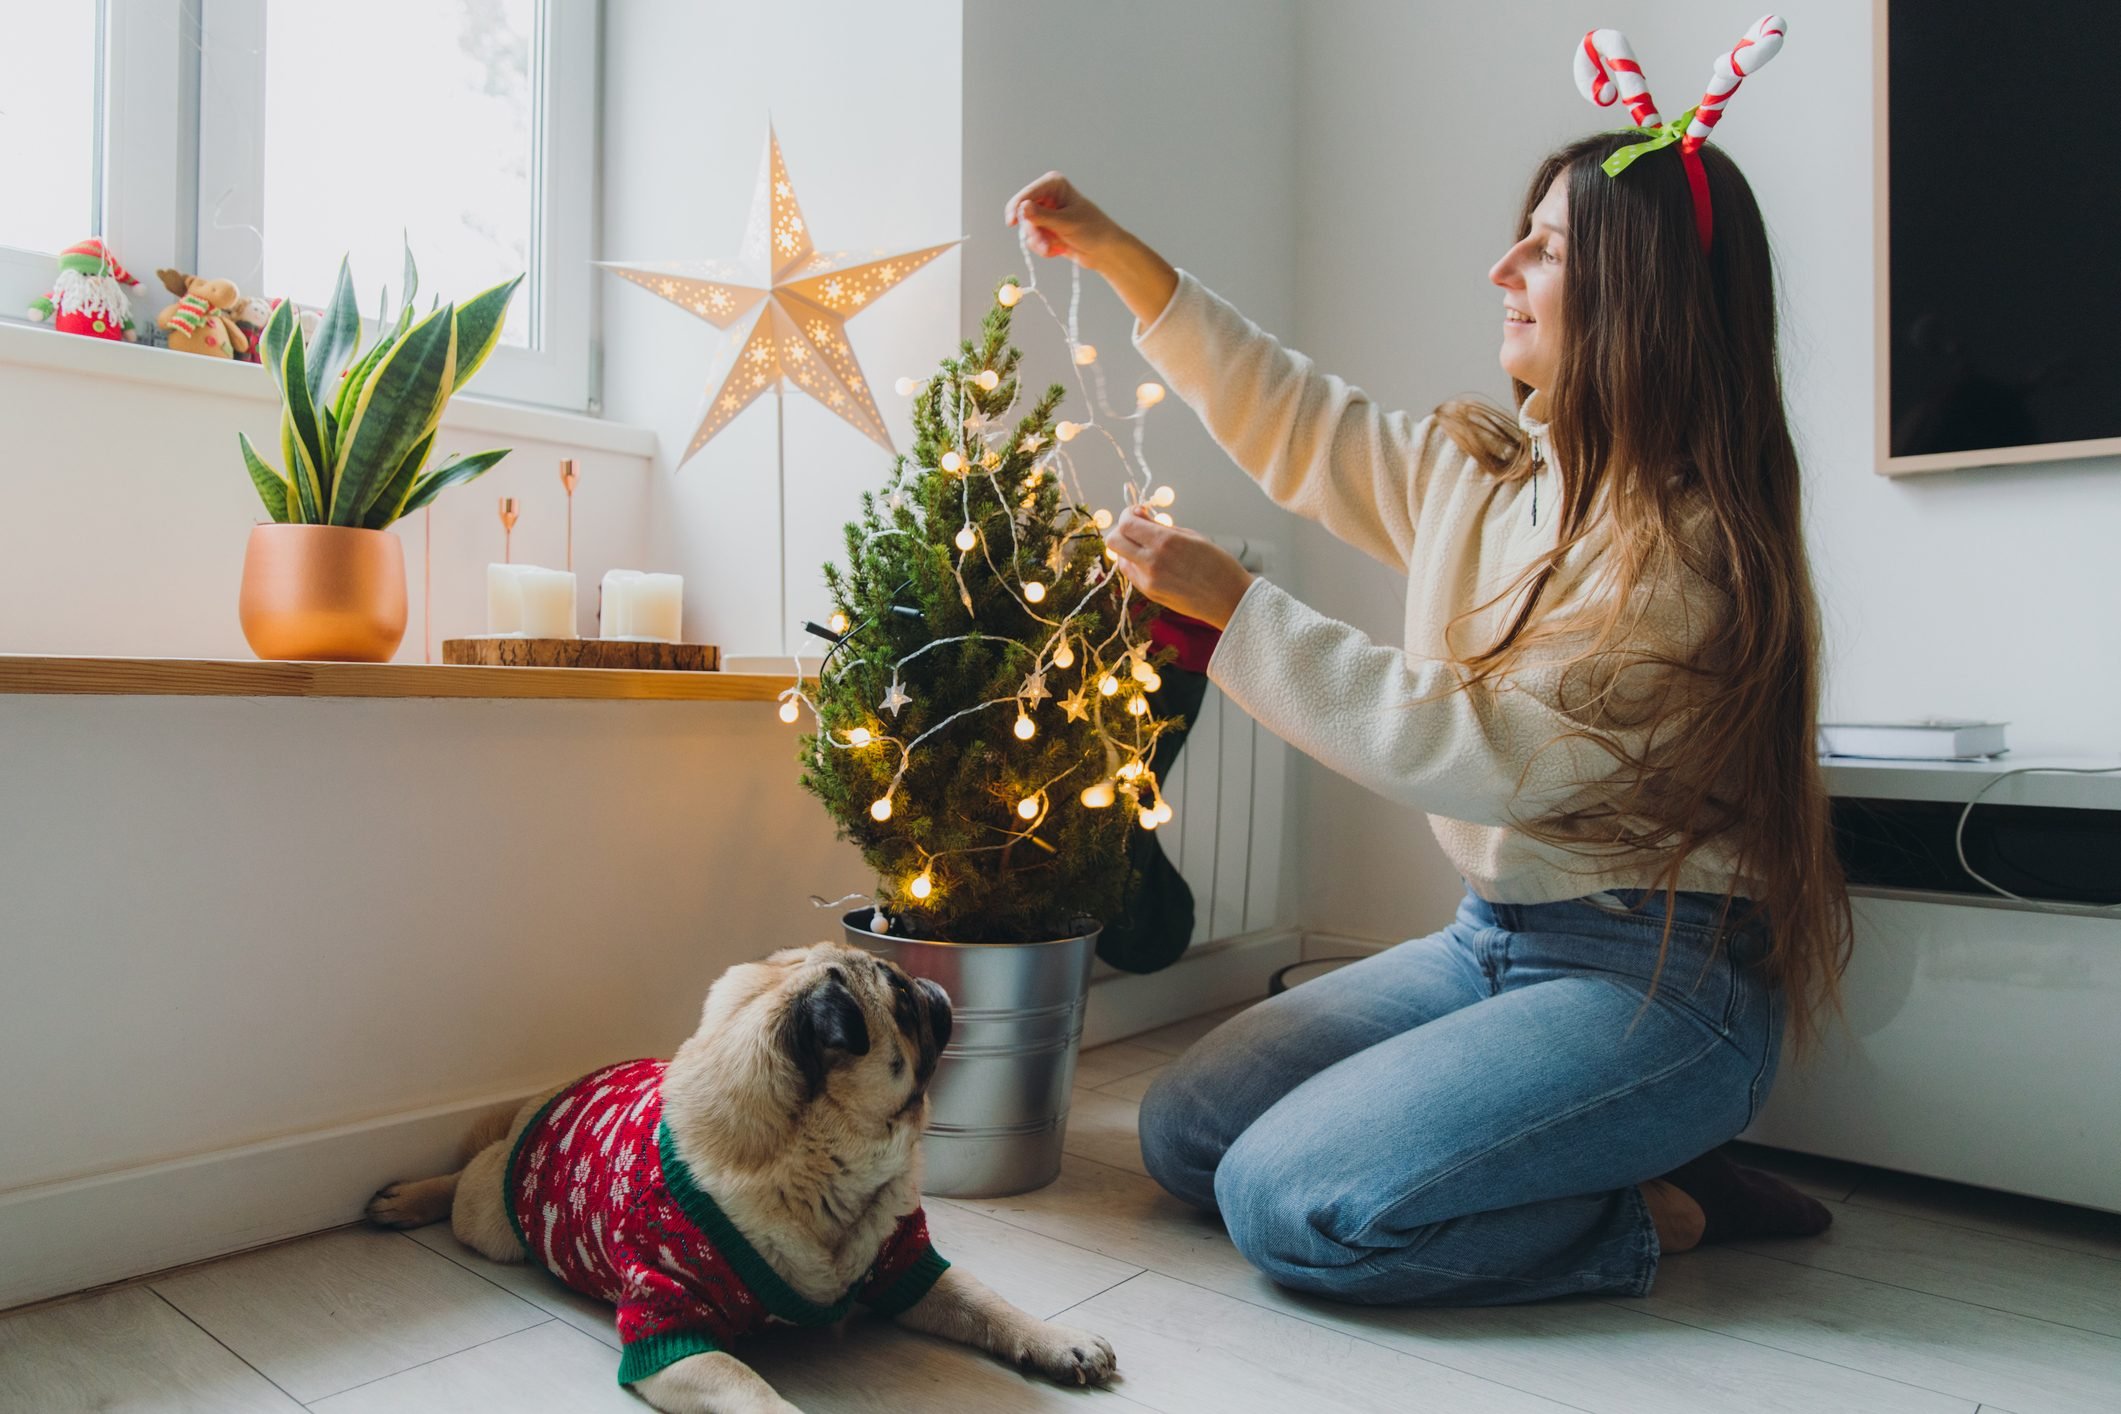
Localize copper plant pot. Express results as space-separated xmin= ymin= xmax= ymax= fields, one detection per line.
xmin=239 ymin=523 xmax=407 ymax=662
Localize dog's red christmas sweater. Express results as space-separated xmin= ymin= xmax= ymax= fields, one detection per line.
xmin=505 ymin=1059 xmax=950 ymax=1385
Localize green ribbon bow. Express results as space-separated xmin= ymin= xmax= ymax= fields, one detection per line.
xmin=1601 ymin=106 xmax=1701 ymax=177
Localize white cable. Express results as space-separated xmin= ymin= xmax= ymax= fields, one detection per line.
xmin=1949 ymin=765 xmax=2121 ymax=914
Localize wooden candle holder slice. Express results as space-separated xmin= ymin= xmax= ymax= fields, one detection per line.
xmin=442 ymin=638 xmax=720 ymax=671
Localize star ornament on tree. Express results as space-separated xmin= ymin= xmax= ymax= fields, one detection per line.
xmin=599 ymin=124 xmax=961 ymax=464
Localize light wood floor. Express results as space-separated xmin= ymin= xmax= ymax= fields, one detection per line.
xmin=4 ymin=1004 xmax=2118 ymax=1413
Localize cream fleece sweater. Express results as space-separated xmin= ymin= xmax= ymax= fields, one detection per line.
xmin=1134 ymin=271 xmax=1749 ymax=904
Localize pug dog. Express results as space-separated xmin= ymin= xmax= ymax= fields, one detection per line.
xmin=366 ymin=941 xmax=1117 ymax=1413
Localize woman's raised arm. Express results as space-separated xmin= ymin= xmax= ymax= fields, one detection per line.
xmin=1008 ymin=173 xmax=1447 ymax=575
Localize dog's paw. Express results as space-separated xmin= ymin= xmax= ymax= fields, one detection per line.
xmin=365 ymin=1181 xmax=433 ymax=1229
xmin=1013 ymin=1322 xmax=1117 ymax=1387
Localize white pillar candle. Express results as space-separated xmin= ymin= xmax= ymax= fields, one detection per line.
xmin=486 ymin=564 xmax=525 ymax=635
xmin=600 ymin=570 xmax=642 ymax=639
xmin=517 ymin=568 xmax=578 ymax=639
xmin=629 ymin=573 xmax=683 ymax=643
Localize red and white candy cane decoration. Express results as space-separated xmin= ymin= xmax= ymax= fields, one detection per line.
xmin=1683 ymin=15 xmax=1786 ymax=152
xmin=1571 ymin=16 xmax=1788 ymax=252
xmin=1574 ymin=29 xmax=1662 ymax=128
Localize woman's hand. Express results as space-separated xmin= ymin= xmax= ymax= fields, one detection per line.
xmin=1006 ymin=173 xmax=1178 ymax=328
xmin=1104 ymin=505 xmax=1254 ymax=630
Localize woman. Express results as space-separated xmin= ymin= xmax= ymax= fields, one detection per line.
xmin=1006 ymin=128 xmax=1851 ymax=1305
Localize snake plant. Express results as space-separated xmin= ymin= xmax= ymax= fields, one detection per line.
xmin=239 ymin=251 xmax=523 ymax=530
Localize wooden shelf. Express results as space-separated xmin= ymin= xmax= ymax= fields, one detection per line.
xmin=0 ymin=654 xmax=800 ymax=703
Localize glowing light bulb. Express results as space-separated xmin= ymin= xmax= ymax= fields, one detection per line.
xmin=1074 ymin=344 xmax=1098 ymax=366
xmin=1105 ymin=546 xmax=1118 ymax=561
xmin=1017 ymin=796 xmax=1039 ymax=820
xmin=1014 ymin=713 xmax=1037 ymax=741
xmin=1128 ymin=695 xmax=1151 ymax=716
xmin=1136 ymin=382 xmax=1166 ymax=408
xmin=1023 ymin=581 xmax=1046 ymax=603
xmin=1154 ymin=511 xmax=1175 ymax=526
xmin=1154 ymin=801 xmax=1174 ymax=823
xmin=975 ymin=369 xmax=1000 ymax=391
xmin=955 ymin=524 xmax=978 ymax=552
xmin=909 ymin=871 xmax=933 ymax=899
xmin=1138 ymin=806 xmax=1160 ymax=829
xmin=1099 ymin=674 xmax=1120 ymax=696
xmin=1092 ymin=508 xmax=1113 ymax=530
xmin=1131 ymin=657 xmax=1153 ymax=682
xmin=1142 ymin=670 xmax=1163 ymax=692
xmin=1080 ymin=780 xmax=1116 ymax=808
xmin=1055 ymin=420 xmax=1080 ymax=443
xmin=847 ymin=726 xmax=873 ymax=747
xmin=895 ymin=376 xmax=918 ymax=397
xmin=1118 ymin=760 xmax=1143 ymax=780
xmin=778 ymin=699 xmax=799 ymax=723
xmin=1052 ymin=642 xmax=1074 ymax=668
xmin=1150 ymin=485 xmax=1176 ymax=508
xmin=940 ymin=450 xmax=964 ymax=474
xmin=870 ymin=797 xmax=893 ymax=821
xmin=996 ymin=282 xmax=1022 ymax=308
xmin=828 ymin=611 xmax=850 ymax=634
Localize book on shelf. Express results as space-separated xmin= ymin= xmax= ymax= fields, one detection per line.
xmin=1817 ymin=719 xmax=2009 ymax=761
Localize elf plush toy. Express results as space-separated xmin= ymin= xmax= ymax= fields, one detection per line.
xmin=155 ymin=267 xmax=251 ymax=359
xmin=27 ymin=238 xmax=140 ymax=342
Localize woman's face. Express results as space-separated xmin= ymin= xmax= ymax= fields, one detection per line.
xmin=1489 ymin=176 xmax=1568 ymax=392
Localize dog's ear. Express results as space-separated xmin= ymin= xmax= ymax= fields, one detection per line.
xmin=914 ymin=977 xmax=952 ymax=1056
xmin=785 ymin=966 xmax=870 ymax=1097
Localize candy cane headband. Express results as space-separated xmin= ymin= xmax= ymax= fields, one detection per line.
xmin=1573 ymin=15 xmax=1786 ymax=250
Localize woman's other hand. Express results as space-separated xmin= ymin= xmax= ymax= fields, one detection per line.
xmin=1006 ymin=173 xmax=1178 ymax=327
xmin=1104 ymin=505 xmax=1254 ymax=630
xmin=1006 ymin=172 xmax=1123 ymax=269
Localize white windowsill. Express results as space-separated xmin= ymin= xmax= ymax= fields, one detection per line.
xmin=0 ymin=318 xmax=656 ymax=459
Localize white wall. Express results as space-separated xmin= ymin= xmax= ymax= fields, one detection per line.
xmin=1285 ymin=1 xmax=2121 ymax=941
xmin=599 ymin=0 xmax=965 ymax=660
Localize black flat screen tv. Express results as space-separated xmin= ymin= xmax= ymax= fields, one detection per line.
xmin=1880 ymin=0 xmax=2121 ymax=473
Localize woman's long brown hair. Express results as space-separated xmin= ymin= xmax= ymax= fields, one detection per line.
xmin=1435 ymin=131 xmax=1851 ymax=1054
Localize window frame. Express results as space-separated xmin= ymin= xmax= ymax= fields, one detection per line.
xmin=1 ymin=0 xmax=599 ymax=413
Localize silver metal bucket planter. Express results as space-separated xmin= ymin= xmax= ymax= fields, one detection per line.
xmin=842 ymin=909 xmax=1097 ymax=1198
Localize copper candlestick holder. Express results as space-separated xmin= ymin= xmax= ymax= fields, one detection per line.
xmin=498 ymin=497 xmax=520 ymax=563
xmin=559 ymin=458 xmax=579 ymax=571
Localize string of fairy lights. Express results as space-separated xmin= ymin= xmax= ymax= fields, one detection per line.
xmin=776 ymin=228 xmax=1183 ymax=909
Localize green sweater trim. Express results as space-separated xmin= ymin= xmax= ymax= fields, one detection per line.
xmin=657 ymin=1121 xmax=862 ymax=1326
xmin=501 ymin=1088 xmax=572 ymax=1258
xmin=617 ymin=1327 xmax=721 ymax=1385
xmin=861 ymin=1244 xmax=951 ymax=1317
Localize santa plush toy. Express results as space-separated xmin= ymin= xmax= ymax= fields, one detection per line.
xmin=27 ymin=237 xmax=140 ymax=342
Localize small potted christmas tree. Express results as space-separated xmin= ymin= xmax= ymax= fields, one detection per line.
xmin=797 ymin=290 xmax=1177 ymax=1196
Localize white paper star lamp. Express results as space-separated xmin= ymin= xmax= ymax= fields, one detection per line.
xmin=599 ymin=124 xmax=961 ymax=464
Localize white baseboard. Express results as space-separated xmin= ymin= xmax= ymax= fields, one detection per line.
xmin=1299 ymin=930 xmax=1395 ymax=962
xmin=1081 ymin=927 xmax=1302 ymax=1048
xmin=0 ymin=1086 xmax=541 ymax=1313
xmin=2 ymin=929 xmax=1304 ymax=1314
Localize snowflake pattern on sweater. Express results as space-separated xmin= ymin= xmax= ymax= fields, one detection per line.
xmin=505 ymin=1059 xmax=950 ymax=1385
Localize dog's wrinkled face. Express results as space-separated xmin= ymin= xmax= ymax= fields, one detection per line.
xmin=753 ymin=942 xmax=952 ymax=1122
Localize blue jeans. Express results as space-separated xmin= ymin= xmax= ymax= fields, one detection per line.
xmin=1138 ymin=885 xmax=1782 ymax=1304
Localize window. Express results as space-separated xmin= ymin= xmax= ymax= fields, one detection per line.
xmin=0 ymin=4 xmax=101 ymax=255
xmin=0 ymin=0 xmax=598 ymax=411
